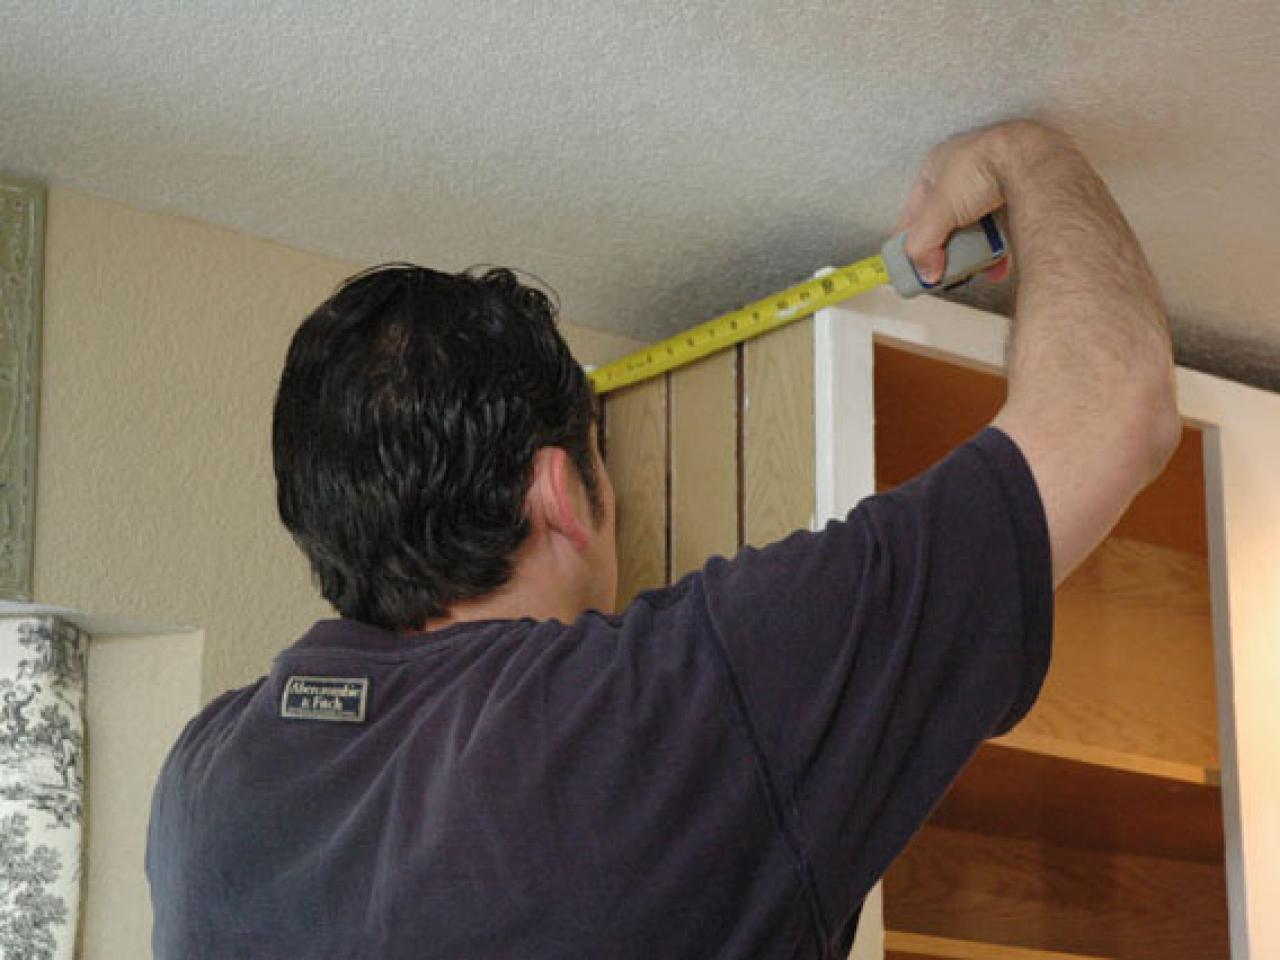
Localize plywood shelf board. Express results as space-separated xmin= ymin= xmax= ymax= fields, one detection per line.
xmin=932 ymin=742 xmax=1225 ymax=863
xmin=994 ymin=729 xmax=1218 ymax=786
xmin=840 ymin=526 xmax=1219 ymax=774
xmin=885 ymin=824 xmax=1230 ymax=960
xmin=1021 ymin=536 xmax=1220 ymax=772
xmin=886 ymin=929 xmax=1113 ymax=960
xmin=843 ymin=525 xmax=1221 ymax=774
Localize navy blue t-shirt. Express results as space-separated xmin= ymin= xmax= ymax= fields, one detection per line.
xmin=147 ymin=425 xmax=1054 ymax=959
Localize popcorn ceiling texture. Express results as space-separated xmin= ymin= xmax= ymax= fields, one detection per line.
xmin=1 ymin=0 xmax=1278 ymax=390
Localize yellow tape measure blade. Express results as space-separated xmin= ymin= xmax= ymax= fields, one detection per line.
xmin=589 ymin=254 xmax=889 ymax=395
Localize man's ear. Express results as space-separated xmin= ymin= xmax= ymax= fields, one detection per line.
xmin=528 ymin=447 xmax=591 ymax=551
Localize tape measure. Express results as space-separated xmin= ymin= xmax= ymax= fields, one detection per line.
xmin=588 ymin=214 xmax=1007 ymax=395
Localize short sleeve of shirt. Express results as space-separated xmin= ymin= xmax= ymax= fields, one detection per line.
xmin=693 ymin=425 xmax=1054 ymax=949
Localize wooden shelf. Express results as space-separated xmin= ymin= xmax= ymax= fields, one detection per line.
xmin=932 ymin=741 xmax=1225 ymax=863
xmin=993 ymin=730 xmax=1218 ymax=787
xmin=884 ymin=825 xmax=1230 ymax=960
xmin=1022 ymin=536 xmax=1220 ymax=774
xmin=886 ymin=930 xmax=1112 ymax=960
xmin=854 ymin=524 xmax=1222 ymax=778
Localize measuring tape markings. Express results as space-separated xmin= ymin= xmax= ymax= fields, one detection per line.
xmin=589 ymin=255 xmax=889 ymax=395
xmin=587 ymin=215 xmax=1005 ymax=396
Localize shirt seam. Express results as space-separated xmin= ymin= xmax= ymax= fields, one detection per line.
xmin=702 ymin=600 xmax=836 ymax=958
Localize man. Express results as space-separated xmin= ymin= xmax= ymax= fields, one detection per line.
xmin=147 ymin=120 xmax=1179 ymax=958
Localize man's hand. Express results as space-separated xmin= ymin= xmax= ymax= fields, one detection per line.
xmin=895 ymin=121 xmax=1070 ymax=286
xmin=896 ymin=120 xmax=1180 ymax=587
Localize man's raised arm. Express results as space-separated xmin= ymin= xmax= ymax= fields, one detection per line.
xmin=899 ymin=119 xmax=1181 ymax=587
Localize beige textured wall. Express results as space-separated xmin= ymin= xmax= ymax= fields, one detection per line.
xmin=82 ymin=630 xmax=203 ymax=960
xmin=34 ymin=188 xmax=640 ymax=702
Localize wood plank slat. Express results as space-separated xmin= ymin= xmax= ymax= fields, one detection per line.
xmin=604 ymin=377 xmax=668 ymax=608
xmin=743 ymin=318 xmax=814 ymax=547
xmin=669 ymin=350 xmax=739 ymax=579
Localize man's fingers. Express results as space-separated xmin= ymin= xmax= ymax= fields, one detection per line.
xmin=902 ymin=203 xmax=958 ymax=284
xmin=893 ymin=129 xmax=1009 ymax=287
xmin=903 ymin=168 xmax=1004 ymax=284
xmin=984 ymin=255 xmax=1012 ymax=284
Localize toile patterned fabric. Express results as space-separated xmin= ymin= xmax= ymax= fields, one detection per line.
xmin=0 ymin=616 xmax=87 ymax=960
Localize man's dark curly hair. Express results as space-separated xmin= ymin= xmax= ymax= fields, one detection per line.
xmin=272 ymin=264 xmax=602 ymax=632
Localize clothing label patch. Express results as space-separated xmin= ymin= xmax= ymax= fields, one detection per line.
xmin=280 ymin=676 xmax=370 ymax=723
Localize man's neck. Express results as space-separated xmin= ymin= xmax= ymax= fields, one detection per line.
xmin=413 ymin=572 xmax=585 ymax=635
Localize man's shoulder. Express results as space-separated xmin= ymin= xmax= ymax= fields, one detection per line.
xmin=161 ymin=677 xmax=266 ymax=771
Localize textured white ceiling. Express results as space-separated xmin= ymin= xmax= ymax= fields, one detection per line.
xmin=3 ymin=1 xmax=1278 ymax=390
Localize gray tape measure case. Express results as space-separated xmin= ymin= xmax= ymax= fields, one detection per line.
xmin=881 ymin=214 xmax=1008 ymax=298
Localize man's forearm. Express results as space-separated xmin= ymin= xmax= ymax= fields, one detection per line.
xmin=997 ymin=124 xmax=1180 ymax=477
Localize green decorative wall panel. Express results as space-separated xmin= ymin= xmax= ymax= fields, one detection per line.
xmin=0 ymin=179 xmax=44 ymax=600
